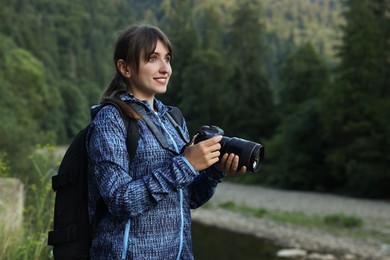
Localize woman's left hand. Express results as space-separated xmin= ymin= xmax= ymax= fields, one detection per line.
xmin=219 ymin=153 xmax=247 ymax=175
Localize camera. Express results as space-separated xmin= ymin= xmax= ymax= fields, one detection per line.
xmin=194 ymin=125 xmax=264 ymax=172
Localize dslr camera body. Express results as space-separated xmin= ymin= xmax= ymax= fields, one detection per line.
xmin=194 ymin=125 xmax=264 ymax=172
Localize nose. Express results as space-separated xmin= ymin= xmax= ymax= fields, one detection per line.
xmin=159 ymin=60 xmax=172 ymax=75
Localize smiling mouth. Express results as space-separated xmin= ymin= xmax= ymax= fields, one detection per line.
xmin=154 ymin=77 xmax=168 ymax=84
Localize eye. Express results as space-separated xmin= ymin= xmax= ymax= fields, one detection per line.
xmin=149 ymin=55 xmax=157 ymax=62
xmin=165 ymin=55 xmax=171 ymax=63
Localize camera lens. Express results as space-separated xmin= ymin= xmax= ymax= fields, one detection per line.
xmin=221 ymin=137 xmax=264 ymax=172
xmin=250 ymin=143 xmax=264 ymax=172
xmin=194 ymin=125 xmax=264 ymax=173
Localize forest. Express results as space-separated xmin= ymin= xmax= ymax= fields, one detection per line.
xmin=0 ymin=0 xmax=389 ymax=199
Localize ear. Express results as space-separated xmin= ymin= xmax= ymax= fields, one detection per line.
xmin=116 ymin=59 xmax=131 ymax=79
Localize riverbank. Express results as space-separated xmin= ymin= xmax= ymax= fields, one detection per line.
xmin=191 ymin=183 xmax=390 ymax=260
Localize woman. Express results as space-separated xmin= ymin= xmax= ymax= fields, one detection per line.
xmin=87 ymin=24 xmax=246 ymax=259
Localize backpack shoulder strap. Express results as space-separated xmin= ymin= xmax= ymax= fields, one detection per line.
xmin=125 ymin=117 xmax=138 ymax=162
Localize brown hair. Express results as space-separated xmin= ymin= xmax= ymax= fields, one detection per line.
xmin=101 ymin=24 xmax=172 ymax=119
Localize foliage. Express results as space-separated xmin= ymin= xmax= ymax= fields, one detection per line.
xmin=323 ymin=214 xmax=363 ymax=229
xmin=263 ymin=43 xmax=333 ymax=191
xmin=319 ymin=0 xmax=390 ymax=198
xmin=219 ymin=201 xmax=268 ymax=217
xmin=179 ymin=48 xmax=231 ymax=135
xmin=0 ymin=145 xmax=57 ymax=259
xmin=0 ymin=35 xmax=51 ymax=173
xmin=226 ymin=0 xmax=277 ymax=141
xmin=216 ymin=200 xmax=364 ymax=231
xmin=0 ymin=153 xmax=10 ymax=177
xmin=159 ymin=0 xmax=199 ymax=107
xmin=278 ymin=43 xmax=330 ymax=114
xmin=0 ymin=0 xmax=389 ymax=198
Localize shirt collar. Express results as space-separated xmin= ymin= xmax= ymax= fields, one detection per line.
xmin=120 ymin=92 xmax=170 ymax=116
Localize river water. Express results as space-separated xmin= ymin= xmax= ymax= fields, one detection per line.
xmin=192 ymin=221 xmax=283 ymax=259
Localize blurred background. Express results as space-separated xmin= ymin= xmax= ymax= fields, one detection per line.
xmin=0 ymin=0 xmax=389 ymax=259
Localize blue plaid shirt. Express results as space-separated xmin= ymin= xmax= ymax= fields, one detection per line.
xmin=86 ymin=93 xmax=224 ymax=259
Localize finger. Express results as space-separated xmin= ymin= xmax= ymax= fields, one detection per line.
xmin=220 ymin=153 xmax=229 ymax=165
xmin=208 ymin=142 xmax=221 ymax=152
xmin=209 ymin=150 xmax=221 ymax=160
xmin=230 ymin=155 xmax=240 ymax=175
xmin=219 ymin=153 xmax=229 ymax=175
xmin=209 ymin=156 xmax=220 ymax=166
xmin=200 ymin=135 xmax=222 ymax=146
xmin=238 ymin=166 xmax=247 ymax=175
xmin=225 ymin=154 xmax=236 ymax=174
xmin=231 ymin=155 xmax=240 ymax=171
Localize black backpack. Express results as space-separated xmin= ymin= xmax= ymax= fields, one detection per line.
xmin=47 ymin=102 xmax=184 ymax=260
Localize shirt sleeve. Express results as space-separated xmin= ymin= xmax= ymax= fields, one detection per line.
xmin=87 ymin=106 xmax=198 ymax=218
xmin=188 ymin=166 xmax=225 ymax=209
xmin=178 ymin=118 xmax=225 ymax=209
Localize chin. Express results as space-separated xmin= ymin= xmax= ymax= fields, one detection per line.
xmin=155 ymin=87 xmax=167 ymax=94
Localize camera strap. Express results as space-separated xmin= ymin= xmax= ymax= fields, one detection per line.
xmin=129 ymin=102 xmax=187 ymax=155
xmin=166 ymin=112 xmax=190 ymax=144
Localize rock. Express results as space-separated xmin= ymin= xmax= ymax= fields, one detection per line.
xmin=276 ymin=248 xmax=307 ymax=258
xmin=343 ymin=254 xmax=356 ymax=260
xmin=308 ymin=253 xmax=337 ymax=260
xmin=381 ymin=244 xmax=390 ymax=254
xmin=0 ymin=177 xmax=24 ymax=231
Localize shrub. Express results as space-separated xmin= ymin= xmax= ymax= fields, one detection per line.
xmin=219 ymin=201 xmax=237 ymax=210
xmin=323 ymin=213 xmax=363 ymax=229
xmin=0 ymin=145 xmax=58 ymax=259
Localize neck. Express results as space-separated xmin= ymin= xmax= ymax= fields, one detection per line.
xmin=148 ymin=98 xmax=155 ymax=111
xmin=127 ymin=89 xmax=155 ymax=110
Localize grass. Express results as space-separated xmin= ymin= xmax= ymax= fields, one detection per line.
xmin=218 ymin=200 xmax=364 ymax=229
xmin=214 ymin=200 xmax=390 ymax=243
xmin=323 ymin=213 xmax=363 ymax=228
xmin=219 ymin=201 xmax=268 ymax=217
xmin=0 ymin=145 xmax=59 ymax=259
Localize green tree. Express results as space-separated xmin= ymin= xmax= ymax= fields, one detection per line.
xmin=0 ymin=0 xmax=136 ymax=143
xmin=179 ymin=49 xmax=231 ymax=135
xmin=264 ymin=43 xmax=332 ymax=191
xmin=197 ymin=5 xmax=224 ymax=50
xmin=278 ymin=43 xmax=329 ymax=115
xmin=177 ymin=3 xmax=232 ymax=134
xmin=159 ymin=0 xmax=199 ymax=106
xmin=320 ymin=0 xmax=390 ymax=198
xmin=0 ymin=35 xmax=52 ymax=172
xmin=226 ymin=0 xmax=277 ymax=141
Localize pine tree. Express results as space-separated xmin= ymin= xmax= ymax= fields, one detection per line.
xmin=226 ymin=0 xmax=277 ymax=141
xmin=320 ymin=0 xmax=390 ymax=198
xmin=179 ymin=48 xmax=231 ymax=135
xmin=159 ymin=0 xmax=199 ymax=106
xmin=268 ymin=43 xmax=332 ymax=191
xmin=198 ymin=5 xmax=223 ymax=50
xmin=279 ymin=43 xmax=330 ymax=115
xmin=177 ymin=4 xmax=231 ymax=135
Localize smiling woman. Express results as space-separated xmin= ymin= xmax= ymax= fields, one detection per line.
xmin=81 ymin=24 xmax=248 ymax=260
xmin=115 ymin=33 xmax=172 ymax=107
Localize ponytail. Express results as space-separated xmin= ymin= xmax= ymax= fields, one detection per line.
xmin=100 ymin=73 xmax=127 ymax=103
xmin=100 ymin=73 xmax=140 ymax=120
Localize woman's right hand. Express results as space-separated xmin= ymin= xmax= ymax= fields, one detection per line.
xmin=183 ymin=136 xmax=222 ymax=171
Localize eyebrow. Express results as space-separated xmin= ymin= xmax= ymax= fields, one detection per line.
xmin=152 ymin=51 xmax=171 ymax=57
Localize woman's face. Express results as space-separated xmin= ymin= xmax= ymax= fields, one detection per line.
xmin=128 ymin=40 xmax=172 ymax=102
